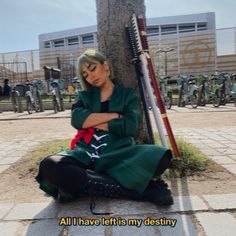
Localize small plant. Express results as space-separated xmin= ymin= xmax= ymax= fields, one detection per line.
xmin=154 ymin=133 xmax=209 ymax=177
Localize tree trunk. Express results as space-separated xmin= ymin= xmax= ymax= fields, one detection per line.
xmin=96 ymin=0 xmax=150 ymax=143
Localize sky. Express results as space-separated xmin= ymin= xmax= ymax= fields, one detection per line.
xmin=0 ymin=0 xmax=236 ymax=53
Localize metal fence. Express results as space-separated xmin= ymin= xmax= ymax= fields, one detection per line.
xmin=0 ymin=62 xmax=27 ymax=85
xmin=0 ymin=49 xmax=80 ymax=90
xmin=0 ymin=50 xmax=42 ymax=87
xmin=0 ymin=27 xmax=236 ymax=88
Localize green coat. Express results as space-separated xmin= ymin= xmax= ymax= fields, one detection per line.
xmin=36 ymin=85 xmax=171 ymax=197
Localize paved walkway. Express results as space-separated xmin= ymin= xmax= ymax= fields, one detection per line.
xmin=0 ymin=107 xmax=235 ymax=236
xmin=168 ymin=103 xmax=236 ymax=113
xmin=175 ymin=127 xmax=236 ymax=175
xmin=0 ymin=110 xmax=73 ymax=174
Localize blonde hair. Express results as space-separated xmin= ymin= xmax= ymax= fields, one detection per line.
xmin=76 ymin=49 xmax=113 ymax=90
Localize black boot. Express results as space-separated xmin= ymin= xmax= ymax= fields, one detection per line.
xmin=142 ymin=179 xmax=174 ymax=206
xmin=83 ymin=170 xmax=140 ymax=199
xmin=83 ymin=170 xmax=173 ymax=214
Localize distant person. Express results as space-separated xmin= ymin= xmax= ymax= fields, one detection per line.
xmin=3 ymin=79 xmax=11 ymax=96
xmin=67 ymin=84 xmax=75 ymax=94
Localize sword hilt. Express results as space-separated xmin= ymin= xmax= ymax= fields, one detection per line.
xmin=137 ymin=15 xmax=149 ymax=51
xmin=125 ymin=26 xmax=139 ymax=64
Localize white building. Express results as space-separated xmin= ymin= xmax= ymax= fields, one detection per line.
xmin=39 ymin=12 xmax=217 ymax=77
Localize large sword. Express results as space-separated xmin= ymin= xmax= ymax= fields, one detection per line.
xmin=126 ymin=26 xmax=155 ymax=144
xmin=131 ymin=14 xmax=181 ymax=157
xmin=130 ymin=14 xmax=168 ymax=149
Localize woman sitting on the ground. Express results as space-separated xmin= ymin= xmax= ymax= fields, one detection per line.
xmin=36 ymin=49 xmax=173 ymax=214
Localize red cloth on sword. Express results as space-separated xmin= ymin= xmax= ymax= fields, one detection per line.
xmin=70 ymin=128 xmax=95 ymax=150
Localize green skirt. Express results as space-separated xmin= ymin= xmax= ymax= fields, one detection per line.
xmin=36 ymin=140 xmax=172 ymax=197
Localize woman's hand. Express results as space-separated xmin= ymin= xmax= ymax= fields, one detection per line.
xmin=91 ymin=114 xmax=123 ymax=131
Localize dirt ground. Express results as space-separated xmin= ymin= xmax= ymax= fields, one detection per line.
xmin=0 ymin=110 xmax=236 ymax=203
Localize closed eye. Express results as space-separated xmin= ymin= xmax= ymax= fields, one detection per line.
xmin=82 ymin=63 xmax=97 ymax=80
xmin=88 ymin=64 xmax=96 ymax=72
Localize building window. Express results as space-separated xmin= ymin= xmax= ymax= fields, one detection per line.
xmin=68 ymin=36 xmax=79 ymax=46
xmin=147 ymin=26 xmax=159 ymax=36
xmin=179 ymin=23 xmax=195 ymax=33
xmin=53 ymin=39 xmax=64 ymax=47
xmin=161 ymin=25 xmax=177 ymax=35
xmin=197 ymin=22 xmax=207 ymax=31
xmin=44 ymin=41 xmax=51 ymax=48
xmin=82 ymin=34 xmax=94 ymax=44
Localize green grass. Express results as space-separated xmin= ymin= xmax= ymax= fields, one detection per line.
xmin=154 ymin=133 xmax=209 ymax=178
xmin=27 ymin=139 xmax=70 ymax=173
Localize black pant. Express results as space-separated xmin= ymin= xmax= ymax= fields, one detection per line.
xmin=38 ymin=151 xmax=172 ymax=196
xmin=38 ymin=155 xmax=90 ymax=195
xmin=155 ymin=150 xmax=172 ymax=176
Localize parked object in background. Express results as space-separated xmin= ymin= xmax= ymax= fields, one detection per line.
xmin=230 ymin=73 xmax=236 ymax=106
xmin=31 ymin=79 xmax=47 ymax=95
xmin=196 ymin=73 xmax=231 ymax=108
xmin=159 ymin=76 xmax=173 ymax=109
xmin=25 ymin=80 xmax=44 ymax=114
xmin=50 ymin=80 xmax=64 ymax=113
xmin=208 ymin=74 xmax=223 ymax=107
xmin=43 ymin=66 xmax=63 ymax=91
xmin=43 ymin=66 xmax=65 ymax=113
xmin=177 ymin=74 xmax=199 ymax=108
xmin=217 ymin=73 xmax=228 ymax=106
xmin=10 ymin=85 xmax=23 ymax=113
xmin=218 ymin=72 xmax=236 ymax=105
xmin=196 ymin=74 xmax=208 ymax=106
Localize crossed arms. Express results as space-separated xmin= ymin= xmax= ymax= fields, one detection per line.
xmin=71 ymin=89 xmax=141 ymax=137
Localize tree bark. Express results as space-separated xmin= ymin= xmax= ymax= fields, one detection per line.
xmin=96 ymin=0 xmax=145 ymax=86
xmin=96 ymin=0 xmax=150 ymax=143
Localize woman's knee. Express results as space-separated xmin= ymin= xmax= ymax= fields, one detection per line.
xmin=38 ymin=155 xmax=65 ymax=185
xmin=39 ymin=155 xmax=63 ymax=172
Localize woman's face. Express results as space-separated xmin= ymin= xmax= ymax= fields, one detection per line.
xmin=81 ymin=61 xmax=110 ymax=88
